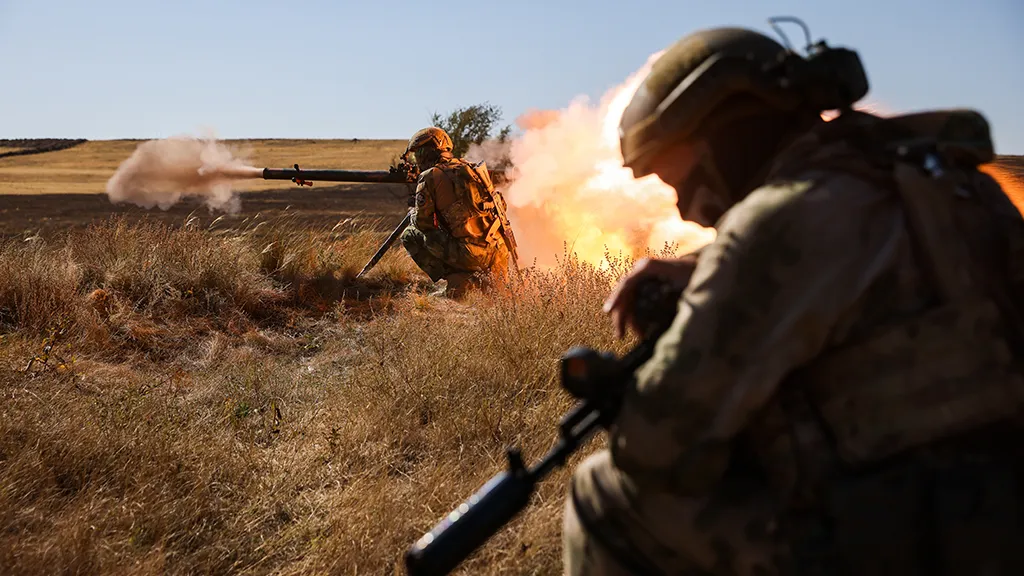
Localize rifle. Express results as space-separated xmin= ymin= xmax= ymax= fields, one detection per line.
xmin=403 ymin=280 xmax=681 ymax=575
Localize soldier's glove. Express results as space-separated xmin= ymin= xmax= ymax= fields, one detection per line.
xmin=604 ymin=253 xmax=698 ymax=339
xmin=631 ymin=278 xmax=684 ymax=340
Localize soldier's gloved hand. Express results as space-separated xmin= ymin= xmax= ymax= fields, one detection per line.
xmin=407 ymin=194 xmax=417 ymax=208
xmin=603 ymin=253 xmax=699 ymax=339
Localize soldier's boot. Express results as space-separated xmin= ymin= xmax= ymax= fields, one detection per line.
xmin=427 ymin=280 xmax=448 ymax=297
xmin=443 ymin=272 xmax=478 ymax=300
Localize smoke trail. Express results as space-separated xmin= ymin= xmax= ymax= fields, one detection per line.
xmin=105 ymin=132 xmax=262 ymax=214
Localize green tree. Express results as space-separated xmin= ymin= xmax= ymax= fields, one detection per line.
xmin=430 ymin=103 xmax=512 ymax=158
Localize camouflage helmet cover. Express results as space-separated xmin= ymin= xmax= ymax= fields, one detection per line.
xmin=406 ymin=126 xmax=454 ymax=155
xmin=618 ymin=27 xmax=799 ymax=176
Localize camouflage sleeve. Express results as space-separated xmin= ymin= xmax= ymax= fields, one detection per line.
xmin=608 ymin=172 xmax=907 ymax=494
xmin=411 ymin=169 xmax=440 ymax=231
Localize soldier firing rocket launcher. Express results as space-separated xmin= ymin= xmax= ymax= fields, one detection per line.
xmin=259 ymin=161 xmax=511 ymax=278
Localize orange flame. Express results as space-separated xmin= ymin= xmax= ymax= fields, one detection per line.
xmin=498 ymin=52 xmax=715 ymax=269
xmin=981 ymin=164 xmax=1024 ymax=215
xmin=485 ymin=53 xmax=1023 ymax=272
xmin=493 ymin=57 xmax=898 ymax=272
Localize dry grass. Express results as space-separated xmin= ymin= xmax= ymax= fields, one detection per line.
xmin=0 ymin=214 xmax=666 ymax=575
xmin=0 ymin=139 xmax=407 ymax=195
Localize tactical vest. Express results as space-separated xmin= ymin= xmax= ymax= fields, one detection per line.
xmin=746 ymin=110 xmax=1024 ymax=572
xmin=434 ymin=158 xmax=520 ymax=267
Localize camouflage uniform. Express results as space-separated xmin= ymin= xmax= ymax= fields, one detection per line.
xmin=399 ymin=127 xmax=516 ymax=297
xmin=566 ymin=27 xmax=1024 ymax=576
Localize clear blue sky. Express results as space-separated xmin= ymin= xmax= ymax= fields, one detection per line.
xmin=2 ymin=0 xmax=1022 ymax=153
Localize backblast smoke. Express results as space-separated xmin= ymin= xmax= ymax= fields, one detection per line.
xmin=468 ymin=51 xmax=717 ymax=270
xmin=105 ymin=133 xmax=262 ymax=214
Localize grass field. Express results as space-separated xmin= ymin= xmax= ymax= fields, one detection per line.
xmin=1 ymin=140 xmax=1023 ymax=575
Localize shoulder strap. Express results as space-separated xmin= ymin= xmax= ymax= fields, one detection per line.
xmin=891 ymin=158 xmax=974 ymax=301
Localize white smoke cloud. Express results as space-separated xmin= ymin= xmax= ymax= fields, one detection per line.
xmin=491 ymin=54 xmax=714 ymax=269
xmin=105 ymin=130 xmax=262 ymax=214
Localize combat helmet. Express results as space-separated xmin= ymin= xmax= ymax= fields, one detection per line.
xmin=406 ymin=127 xmax=454 ymax=155
xmin=619 ymin=22 xmax=869 ymax=223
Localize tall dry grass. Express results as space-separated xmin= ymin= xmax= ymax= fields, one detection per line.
xmin=0 ymin=217 xmax=676 ymax=575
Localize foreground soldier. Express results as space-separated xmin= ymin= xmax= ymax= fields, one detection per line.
xmin=564 ymin=25 xmax=1024 ymax=574
xmin=399 ymin=127 xmax=517 ymax=298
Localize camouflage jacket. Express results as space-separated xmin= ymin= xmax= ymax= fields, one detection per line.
xmin=608 ymin=109 xmax=1024 ymax=501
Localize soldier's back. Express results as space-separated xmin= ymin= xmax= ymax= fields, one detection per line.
xmin=751 ymin=109 xmax=1024 ymax=575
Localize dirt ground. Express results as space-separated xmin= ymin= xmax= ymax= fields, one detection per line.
xmin=0 ymin=184 xmax=414 ymax=239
